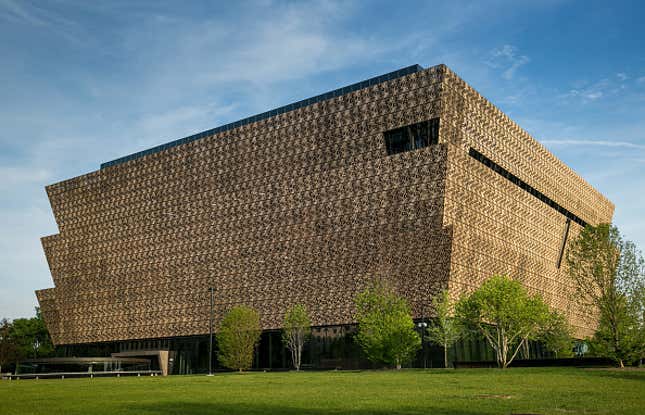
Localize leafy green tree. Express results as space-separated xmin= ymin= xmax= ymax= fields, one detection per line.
xmin=0 ymin=319 xmax=19 ymax=374
xmin=456 ymin=275 xmax=555 ymax=369
xmin=282 ymin=304 xmax=311 ymax=371
xmin=589 ymin=296 xmax=634 ymax=365
xmin=217 ymin=305 xmax=261 ymax=371
xmin=539 ymin=310 xmax=574 ymax=358
xmin=623 ymin=245 xmax=645 ymax=366
xmin=9 ymin=308 xmax=54 ymax=360
xmin=355 ymin=281 xmax=421 ymax=369
xmin=626 ymin=279 xmax=645 ymax=366
xmin=426 ymin=290 xmax=462 ymax=368
xmin=566 ymin=224 xmax=645 ymax=367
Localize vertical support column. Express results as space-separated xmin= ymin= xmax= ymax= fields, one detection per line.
xmin=557 ymin=219 xmax=571 ymax=269
xmin=208 ymin=287 xmax=215 ymax=376
xmin=268 ymin=332 xmax=273 ymax=370
xmin=281 ymin=338 xmax=286 ymax=369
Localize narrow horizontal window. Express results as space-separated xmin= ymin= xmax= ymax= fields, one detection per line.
xmin=468 ymin=147 xmax=588 ymax=228
xmin=384 ymin=118 xmax=439 ymax=155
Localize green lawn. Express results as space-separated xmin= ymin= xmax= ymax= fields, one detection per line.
xmin=1 ymin=368 xmax=643 ymax=415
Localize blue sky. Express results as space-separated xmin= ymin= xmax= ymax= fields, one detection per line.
xmin=1 ymin=0 xmax=644 ymax=319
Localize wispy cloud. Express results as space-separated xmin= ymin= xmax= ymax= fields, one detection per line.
xmin=0 ymin=0 xmax=47 ymax=26
xmin=124 ymin=2 xmax=404 ymax=96
xmin=486 ymin=45 xmax=530 ymax=80
xmin=0 ymin=0 xmax=76 ymax=29
xmin=541 ymin=139 xmax=645 ymax=150
xmin=1 ymin=0 xmax=478 ymax=319
xmin=559 ymin=71 xmax=643 ymax=104
xmin=560 ymin=79 xmax=610 ymax=102
xmin=0 ymin=166 xmax=51 ymax=189
xmin=134 ymin=103 xmax=238 ymax=147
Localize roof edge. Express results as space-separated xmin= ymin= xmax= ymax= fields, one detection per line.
xmin=100 ymin=64 xmax=426 ymax=169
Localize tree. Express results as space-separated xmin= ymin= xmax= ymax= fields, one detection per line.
xmin=626 ymin=276 xmax=645 ymax=366
xmin=539 ymin=310 xmax=573 ymax=358
xmin=9 ymin=308 xmax=54 ymax=360
xmin=623 ymin=244 xmax=645 ymax=366
xmin=217 ymin=305 xmax=261 ymax=371
xmin=426 ymin=290 xmax=462 ymax=368
xmin=589 ymin=297 xmax=634 ymax=365
xmin=282 ymin=304 xmax=311 ymax=371
xmin=566 ymin=224 xmax=645 ymax=367
xmin=0 ymin=308 xmax=56 ymax=374
xmin=456 ymin=275 xmax=555 ymax=369
xmin=354 ymin=281 xmax=421 ymax=369
xmin=0 ymin=319 xmax=19 ymax=374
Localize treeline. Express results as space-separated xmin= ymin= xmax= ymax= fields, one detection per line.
xmin=0 ymin=308 xmax=54 ymax=373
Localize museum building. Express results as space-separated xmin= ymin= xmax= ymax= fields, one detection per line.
xmin=36 ymin=64 xmax=614 ymax=373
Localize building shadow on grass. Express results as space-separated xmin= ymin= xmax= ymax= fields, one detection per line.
xmin=133 ymin=402 xmax=486 ymax=415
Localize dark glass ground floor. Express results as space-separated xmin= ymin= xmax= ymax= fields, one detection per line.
xmin=57 ymin=323 xmax=558 ymax=375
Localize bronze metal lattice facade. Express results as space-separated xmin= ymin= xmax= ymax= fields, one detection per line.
xmin=36 ymin=64 xmax=613 ymax=346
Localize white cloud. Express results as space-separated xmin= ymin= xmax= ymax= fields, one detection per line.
xmin=0 ymin=0 xmax=48 ymax=26
xmin=0 ymin=166 xmax=51 ymax=188
xmin=560 ymin=79 xmax=610 ymax=102
xmin=0 ymin=0 xmax=433 ymax=319
xmin=134 ymin=103 xmax=238 ymax=148
xmin=541 ymin=139 xmax=645 ymax=150
xmin=560 ymin=73 xmax=645 ymax=104
xmin=0 ymin=204 xmax=57 ymax=318
xmin=0 ymin=0 xmax=83 ymax=45
xmin=124 ymin=2 xmax=402 ymax=96
xmin=486 ymin=45 xmax=530 ymax=80
xmin=2 ymin=0 xmax=644 ymax=320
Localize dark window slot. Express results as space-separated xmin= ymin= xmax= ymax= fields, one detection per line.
xmin=384 ymin=118 xmax=440 ymax=156
xmin=468 ymin=147 xmax=588 ymax=228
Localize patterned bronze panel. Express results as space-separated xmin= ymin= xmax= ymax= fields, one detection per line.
xmin=440 ymin=68 xmax=614 ymax=337
xmin=37 ymin=64 xmax=612 ymax=344
xmin=37 ymin=66 xmax=451 ymax=345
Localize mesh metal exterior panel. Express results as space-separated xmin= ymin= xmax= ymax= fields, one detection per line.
xmin=37 ymin=65 xmax=613 ymax=345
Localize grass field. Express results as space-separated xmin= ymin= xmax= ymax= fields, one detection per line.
xmin=1 ymin=368 xmax=643 ymax=415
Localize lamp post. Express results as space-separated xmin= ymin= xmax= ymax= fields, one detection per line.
xmin=417 ymin=319 xmax=428 ymax=369
xmin=208 ymin=287 xmax=215 ymax=376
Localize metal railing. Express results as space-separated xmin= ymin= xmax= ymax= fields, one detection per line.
xmin=4 ymin=370 xmax=162 ymax=380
